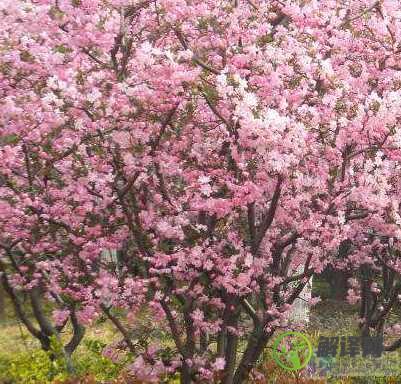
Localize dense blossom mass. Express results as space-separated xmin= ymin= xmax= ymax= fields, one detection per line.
xmin=1 ymin=0 xmax=401 ymax=382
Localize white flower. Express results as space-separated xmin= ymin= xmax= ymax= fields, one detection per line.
xmin=374 ymin=151 xmax=384 ymax=167
xmin=118 ymin=82 xmax=129 ymax=93
xmin=321 ymin=58 xmax=334 ymax=76
xmin=178 ymin=49 xmax=193 ymax=60
xmin=154 ymin=291 xmax=163 ymax=301
xmin=200 ymin=183 xmax=212 ymax=197
xmin=244 ymin=254 xmax=253 ymax=267
xmin=349 ymin=167 xmax=354 ymax=176
xmin=392 ymin=128 xmax=401 ymax=148
xmin=204 ymin=259 xmax=213 ymax=271
xmin=140 ymin=41 xmax=153 ymax=54
xmin=164 ymin=49 xmax=175 ymax=63
xmin=125 ymin=86 xmax=136 ymax=97
xmin=263 ymin=108 xmax=287 ymax=131
xmin=338 ymin=210 xmax=346 ymax=225
xmin=366 ymin=91 xmax=382 ymax=106
xmin=198 ymin=176 xmax=211 ymax=184
xmin=216 ymin=73 xmax=227 ymax=86
xmin=74 ymin=119 xmax=84 ymax=130
xmin=233 ymin=74 xmax=248 ymax=92
xmin=87 ymin=89 xmax=101 ymax=103
xmin=338 ymin=116 xmax=348 ymax=127
xmin=42 ymin=92 xmax=59 ymax=105
xmin=243 ymin=92 xmax=258 ymax=108
xmin=47 ymin=76 xmax=59 ymax=90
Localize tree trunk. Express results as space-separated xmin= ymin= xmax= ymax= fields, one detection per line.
xmin=321 ymin=265 xmax=350 ymax=300
xmin=232 ymin=328 xmax=272 ymax=384
xmin=180 ymin=362 xmax=192 ymax=384
xmin=0 ymin=286 xmax=4 ymax=320
xmin=222 ymin=315 xmax=239 ymax=384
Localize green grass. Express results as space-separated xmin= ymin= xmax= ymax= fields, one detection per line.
xmin=0 ymin=294 xmax=400 ymax=383
xmin=0 ymin=319 xmax=126 ymax=384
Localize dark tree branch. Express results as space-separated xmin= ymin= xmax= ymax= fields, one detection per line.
xmin=30 ymin=288 xmax=56 ymax=337
xmin=174 ymin=29 xmax=220 ymax=75
xmin=247 ymin=203 xmax=257 ymax=252
xmin=241 ymin=298 xmax=259 ymax=326
xmin=64 ymin=309 xmax=85 ymax=356
xmin=254 ymin=175 xmax=284 ymax=252
xmin=149 ymin=104 xmax=180 ymax=155
xmin=385 ymin=337 xmax=401 ymax=352
xmin=101 ymin=304 xmax=136 ymax=354
xmin=160 ymin=299 xmax=186 ymax=357
xmin=0 ymin=266 xmax=42 ymax=340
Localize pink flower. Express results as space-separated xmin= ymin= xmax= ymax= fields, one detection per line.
xmin=191 ymin=309 xmax=204 ymax=325
xmin=76 ymin=305 xmax=98 ymax=325
xmin=52 ymin=309 xmax=70 ymax=326
xmin=212 ymin=357 xmax=225 ymax=371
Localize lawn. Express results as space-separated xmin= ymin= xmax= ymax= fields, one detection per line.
xmin=1 ymin=294 xmax=400 ymax=384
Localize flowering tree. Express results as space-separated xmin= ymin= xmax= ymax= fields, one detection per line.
xmin=345 ymin=236 xmax=401 ymax=351
xmin=2 ymin=0 xmax=401 ymax=383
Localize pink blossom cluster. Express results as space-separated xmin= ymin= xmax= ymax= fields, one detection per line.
xmin=1 ymin=0 xmax=401 ymax=382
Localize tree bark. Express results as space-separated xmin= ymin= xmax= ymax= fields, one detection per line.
xmin=0 ymin=285 xmax=4 ymax=321
xmin=65 ymin=309 xmax=85 ymax=356
xmin=232 ymin=328 xmax=272 ymax=384
xmin=320 ymin=265 xmax=350 ymax=300
xmin=101 ymin=304 xmax=136 ymax=354
xmin=180 ymin=362 xmax=192 ymax=384
xmin=222 ymin=325 xmax=238 ymax=384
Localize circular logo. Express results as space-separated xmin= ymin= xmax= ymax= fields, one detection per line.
xmin=272 ymin=331 xmax=313 ymax=371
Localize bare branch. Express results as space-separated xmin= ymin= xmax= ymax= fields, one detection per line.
xmin=0 ymin=261 xmax=42 ymax=340
xmin=241 ymin=298 xmax=260 ymax=326
xmin=174 ymin=29 xmax=220 ymax=75
xmin=254 ymin=175 xmax=284 ymax=252
xmin=160 ymin=300 xmax=186 ymax=357
xmin=101 ymin=304 xmax=137 ymax=354
xmin=64 ymin=309 xmax=85 ymax=355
